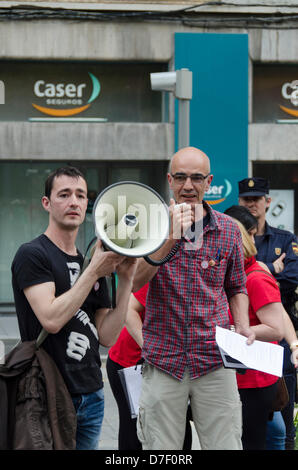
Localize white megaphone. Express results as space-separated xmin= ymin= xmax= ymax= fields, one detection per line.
xmin=92 ymin=181 xmax=174 ymax=265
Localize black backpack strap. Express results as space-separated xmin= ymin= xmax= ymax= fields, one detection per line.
xmin=246 ymin=268 xmax=275 ymax=280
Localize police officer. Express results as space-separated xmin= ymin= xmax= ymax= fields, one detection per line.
xmin=238 ymin=176 xmax=298 ymax=450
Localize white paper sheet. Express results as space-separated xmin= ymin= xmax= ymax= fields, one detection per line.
xmin=118 ymin=364 xmax=142 ymax=418
xmin=215 ymin=326 xmax=284 ymax=377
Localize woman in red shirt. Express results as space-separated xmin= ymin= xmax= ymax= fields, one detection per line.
xmin=224 ymin=205 xmax=285 ymax=450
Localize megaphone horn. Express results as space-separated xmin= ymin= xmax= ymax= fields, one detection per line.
xmin=92 ymin=181 xmax=179 ymax=266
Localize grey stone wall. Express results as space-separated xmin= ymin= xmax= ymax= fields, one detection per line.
xmin=0 ymin=16 xmax=298 ymax=162
xmin=0 ymin=122 xmax=174 ymax=160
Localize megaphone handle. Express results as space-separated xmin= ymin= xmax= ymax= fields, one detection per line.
xmin=82 ymin=236 xmax=97 ymax=272
xmin=143 ymin=242 xmax=180 ymax=266
xmin=111 ymin=272 xmax=117 ymax=309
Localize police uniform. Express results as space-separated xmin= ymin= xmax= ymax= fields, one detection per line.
xmin=254 ymin=223 xmax=298 ymax=317
xmin=238 ymin=177 xmax=298 ymax=320
xmin=238 ymin=177 xmax=298 ymax=450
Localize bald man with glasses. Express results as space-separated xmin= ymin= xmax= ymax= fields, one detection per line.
xmin=133 ymin=146 xmax=254 ymax=450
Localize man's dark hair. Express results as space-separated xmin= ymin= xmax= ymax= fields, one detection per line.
xmin=45 ymin=167 xmax=86 ymax=198
xmin=224 ymin=205 xmax=258 ymax=233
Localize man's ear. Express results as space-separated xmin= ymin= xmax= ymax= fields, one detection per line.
xmin=265 ymin=196 xmax=272 ymax=211
xmin=41 ymin=196 xmax=50 ymax=212
xmin=167 ymin=172 xmax=173 ymax=190
xmin=205 ymin=174 xmax=213 ymax=191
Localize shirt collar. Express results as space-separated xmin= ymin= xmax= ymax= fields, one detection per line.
xmin=263 ymin=221 xmax=274 ymax=237
xmin=183 ymin=201 xmax=220 ymax=243
xmin=202 ymin=200 xmax=222 ymax=231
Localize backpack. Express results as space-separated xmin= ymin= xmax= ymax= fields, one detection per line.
xmin=0 ymin=332 xmax=76 ymax=450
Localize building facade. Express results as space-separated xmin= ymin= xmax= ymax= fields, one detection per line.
xmin=0 ymin=0 xmax=297 ymax=344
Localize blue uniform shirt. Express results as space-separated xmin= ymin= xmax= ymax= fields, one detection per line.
xmin=254 ymin=222 xmax=298 ymax=302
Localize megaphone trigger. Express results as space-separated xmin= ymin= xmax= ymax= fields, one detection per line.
xmin=82 ymin=236 xmax=97 ymax=273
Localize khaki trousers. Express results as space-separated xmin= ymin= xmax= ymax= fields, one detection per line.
xmin=137 ymin=364 xmax=242 ymax=450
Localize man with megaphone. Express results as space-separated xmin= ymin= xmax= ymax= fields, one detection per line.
xmin=11 ymin=166 xmax=137 ymax=450
xmin=133 ymin=146 xmax=255 ymax=451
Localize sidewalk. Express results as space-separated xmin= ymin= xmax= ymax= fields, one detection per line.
xmin=98 ymin=358 xmax=201 ymax=450
xmin=98 ymin=358 xmax=119 ymax=450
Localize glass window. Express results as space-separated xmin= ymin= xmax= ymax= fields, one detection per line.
xmin=253 ymin=162 xmax=298 ymax=235
xmin=0 ymin=60 xmax=167 ymax=123
xmin=0 ymin=160 xmax=168 ymax=305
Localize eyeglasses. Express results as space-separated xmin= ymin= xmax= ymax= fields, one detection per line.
xmin=171 ymin=173 xmax=210 ymax=184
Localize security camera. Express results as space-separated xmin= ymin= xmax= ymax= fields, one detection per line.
xmin=150 ymin=69 xmax=192 ymax=100
xmin=150 ymin=72 xmax=177 ymax=92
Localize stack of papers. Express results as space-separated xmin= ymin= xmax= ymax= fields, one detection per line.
xmin=215 ymin=326 xmax=284 ymax=377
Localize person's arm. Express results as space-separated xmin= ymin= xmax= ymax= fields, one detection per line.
xmin=24 ymin=240 xmax=130 ymax=334
xmin=133 ymin=199 xmax=192 ymax=291
xmin=275 ymin=234 xmax=298 ymax=286
xmin=256 ymin=261 xmax=270 ymax=273
xmin=262 ymin=253 xmax=286 ymax=275
xmin=132 ymin=240 xmax=175 ymax=292
xmin=226 ymin=224 xmax=255 ymax=344
xmin=95 ymin=256 xmax=137 ymax=348
xmin=272 ymin=253 xmax=286 ymax=274
xmin=229 ymin=293 xmax=255 ymax=344
xmin=246 ymin=269 xmax=286 ymax=342
xmin=250 ymin=302 xmax=284 ymax=342
xmin=125 ymin=294 xmax=145 ymax=348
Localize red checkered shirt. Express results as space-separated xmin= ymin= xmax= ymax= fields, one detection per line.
xmin=142 ymin=202 xmax=247 ymax=380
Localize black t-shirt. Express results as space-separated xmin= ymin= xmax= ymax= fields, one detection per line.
xmin=11 ymin=234 xmax=111 ymax=395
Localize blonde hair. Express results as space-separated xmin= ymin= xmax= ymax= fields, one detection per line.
xmin=233 ymin=219 xmax=257 ymax=259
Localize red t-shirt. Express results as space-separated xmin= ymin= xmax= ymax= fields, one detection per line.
xmin=108 ymin=283 xmax=149 ymax=367
xmin=234 ymin=258 xmax=280 ymax=389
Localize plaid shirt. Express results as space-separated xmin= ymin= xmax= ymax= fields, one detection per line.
xmin=142 ymin=202 xmax=247 ymax=380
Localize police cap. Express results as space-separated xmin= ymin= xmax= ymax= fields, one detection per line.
xmin=238 ymin=177 xmax=269 ymax=197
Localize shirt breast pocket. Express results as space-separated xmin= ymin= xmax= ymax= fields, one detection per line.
xmin=199 ymin=256 xmax=228 ymax=288
xmin=160 ymin=248 xmax=181 ymax=277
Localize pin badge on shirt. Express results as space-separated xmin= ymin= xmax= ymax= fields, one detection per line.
xmin=201 ymin=260 xmax=209 ymax=269
xmin=201 ymin=249 xmax=222 ymax=270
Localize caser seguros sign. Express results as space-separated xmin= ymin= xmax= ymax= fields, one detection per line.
xmin=32 ymin=72 xmax=101 ymax=117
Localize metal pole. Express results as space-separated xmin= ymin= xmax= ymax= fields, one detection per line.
xmin=178 ymin=98 xmax=190 ymax=149
xmin=0 ymin=80 xmax=5 ymax=105
xmin=176 ymin=68 xmax=192 ymax=150
xmin=149 ymin=69 xmax=192 ymax=150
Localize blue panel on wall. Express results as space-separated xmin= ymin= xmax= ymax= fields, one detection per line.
xmin=175 ymin=33 xmax=248 ymax=212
